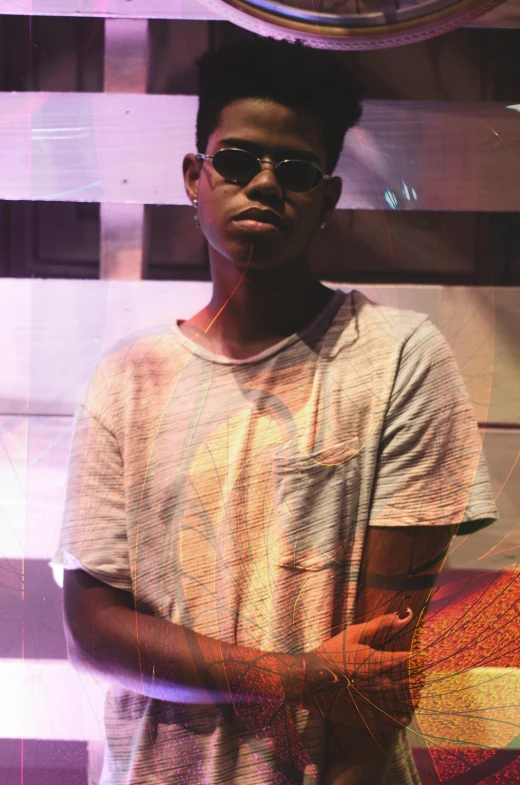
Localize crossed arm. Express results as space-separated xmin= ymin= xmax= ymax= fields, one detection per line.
xmin=321 ymin=523 xmax=457 ymax=783
xmin=63 ymin=523 xmax=455 ymax=706
xmin=63 ymin=523 xmax=456 ymax=779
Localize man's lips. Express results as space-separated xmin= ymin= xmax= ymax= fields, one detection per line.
xmin=232 ymin=207 xmax=284 ymax=229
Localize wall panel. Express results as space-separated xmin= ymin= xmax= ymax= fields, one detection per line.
xmin=0 ymin=0 xmax=221 ymax=19
xmin=0 ymin=6 xmax=518 ymax=781
xmin=0 ymin=0 xmax=517 ymax=26
xmin=0 ymin=280 xmax=517 ymax=422
xmin=0 ymin=93 xmax=519 ymax=211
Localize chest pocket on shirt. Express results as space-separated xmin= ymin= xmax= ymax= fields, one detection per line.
xmin=270 ymin=451 xmax=359 ymax=572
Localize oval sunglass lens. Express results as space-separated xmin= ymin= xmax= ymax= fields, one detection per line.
xmin=278 ymin=161 xmax=322 ymax=192
xmin=214 ymin=150 xmax=259 ymax=182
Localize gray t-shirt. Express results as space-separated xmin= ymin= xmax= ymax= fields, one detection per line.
xmin=52 ymin=288 xmax=498 ymax=784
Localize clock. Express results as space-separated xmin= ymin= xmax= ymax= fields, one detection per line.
xmin=198 ymin=0 xmax=507 ymax=48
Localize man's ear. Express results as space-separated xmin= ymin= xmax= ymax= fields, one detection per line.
xmin=320 ymin=175 xmax=342 ymax=226
xmin=323 ymin=177 xmax=343 ymax=217
xmin=183 ymin=153 xmax=201 ymax=204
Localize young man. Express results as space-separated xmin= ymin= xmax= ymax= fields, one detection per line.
xmin=53 ymin=37 xmax=498 ymax=785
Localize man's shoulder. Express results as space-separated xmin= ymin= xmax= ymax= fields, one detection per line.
xmin=82 ymin=324 xmax=189 ymax=411
xmin=342 ymin=288 xmax=434 ymax=348
xmin=93 ymin=324 xmax=183 ymax=379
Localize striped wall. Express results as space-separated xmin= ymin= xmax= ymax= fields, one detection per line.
xmin=0 ymin=0 xmax=517 ymax=25
xmin=1 ymin=94 xmax=519 ymax=211
xmin=0 ymin=280 xmax=518 ymax=783
xmin=0 ymin=3 xmax=519 ymax=784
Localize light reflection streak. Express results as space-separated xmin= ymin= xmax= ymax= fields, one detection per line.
xmin=352 ymin=127 xmax=395 ymax=261
xmin=480 ymin=118 xmax=520 ymax=172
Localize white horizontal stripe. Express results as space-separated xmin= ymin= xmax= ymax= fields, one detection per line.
xmin=32 ymin=127 xmax=92 ymax=133
xmin=0 ymin=93 xmax=519 ymax=211
xmin=32 ymin=135 xmax=90 ymax=140
xmin=0 ymin=279 xmax=516 ymax=422
xmin=0 ymin=659 xmax=107 ymax=741
xmin=0 ymin=0 xmax=517 ymax=25
xmin=0 ymin=0 xmax=221 ymax=19
xmin=0 ymin=659 xmax=517 ymax=747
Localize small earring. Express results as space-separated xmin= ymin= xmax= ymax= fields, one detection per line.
xmin=192 ymin=198 xmax=199 ymax=224
xmin=320 ymin=221 xmax=326 ymax=230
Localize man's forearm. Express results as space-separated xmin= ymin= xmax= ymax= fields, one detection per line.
xmin=64 ymin=572 xmax=416 ymax=726
xmin=69 ymin=601 xmax=303 ymax=706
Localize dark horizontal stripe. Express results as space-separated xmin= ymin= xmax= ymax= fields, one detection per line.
xmin=0 ymin=769 xmax=86 ymax=785
xmin=477 ymin=421 xmax=520 ymax=430
xmin=361 ymin=571 xmax=439 ymax=591
xmin=0 ymin=739 xmax=87 ymax=771
xmin=0 ymin=559 xmax=512 ymax=660
xmin=1 ymin=562 xmax=511 ymax=659
xmin=0 ymin=559 xmax=66 ymax=660
xmin=360 ymin=565 xmax=514 ymax=593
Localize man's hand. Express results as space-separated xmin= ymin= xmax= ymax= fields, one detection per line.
xmin=320 ymin=525 xmax=456 ymax=783
xmin=306 ymin=610 xmax=417 ymax=733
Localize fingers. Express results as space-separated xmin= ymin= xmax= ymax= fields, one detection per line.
xmin=318 ymin=641 xmax=410 ymax=681
xmin=327 ymin=608 xmax=414 ymax=651
xmin=351 ymin=608 xmax=413 ymax=648
xmin=344 ymin=622 xmax=366 ymax=645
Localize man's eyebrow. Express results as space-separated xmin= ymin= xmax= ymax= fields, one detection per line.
xmin=217 ymin=138 xmax=321 ymax=164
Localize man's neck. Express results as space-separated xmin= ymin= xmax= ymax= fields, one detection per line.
xmin=179 ymin=263 xmax=334 ymax=359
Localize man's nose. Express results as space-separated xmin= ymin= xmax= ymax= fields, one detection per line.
xmin=245 ymin=161 xmax=283 ymax=196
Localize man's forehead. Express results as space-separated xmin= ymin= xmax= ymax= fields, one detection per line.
xmin=211 ymin=99 xmax=325 ymax=162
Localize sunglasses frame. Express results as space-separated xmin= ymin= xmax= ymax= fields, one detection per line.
xmin=195 ymin=148 xmax=331 ymax=192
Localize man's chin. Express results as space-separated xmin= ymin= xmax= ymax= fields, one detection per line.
xmin=224 ymin=243 xmax=291 ymax=271
xmin=209 ymin=236 xmax=302 ymax=273
xmin=230 ymin=254 xmax=292 ymax=273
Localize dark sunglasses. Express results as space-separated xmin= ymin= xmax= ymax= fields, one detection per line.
xmin=196 ymin=148 xmax=331 ymax=193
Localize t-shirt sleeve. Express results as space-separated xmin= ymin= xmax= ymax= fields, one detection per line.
xmin=50 ymin=355 xmax=133 ymax=592
xmin=368 ymin=317 xmax=498 ymax=534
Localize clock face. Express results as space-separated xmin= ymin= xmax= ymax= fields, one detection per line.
xmin=199 ymin=0 xmax=506 ymax=49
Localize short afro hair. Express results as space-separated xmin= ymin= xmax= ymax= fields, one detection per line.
xmin=195 ymin=36 xmax=363 ymax=175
